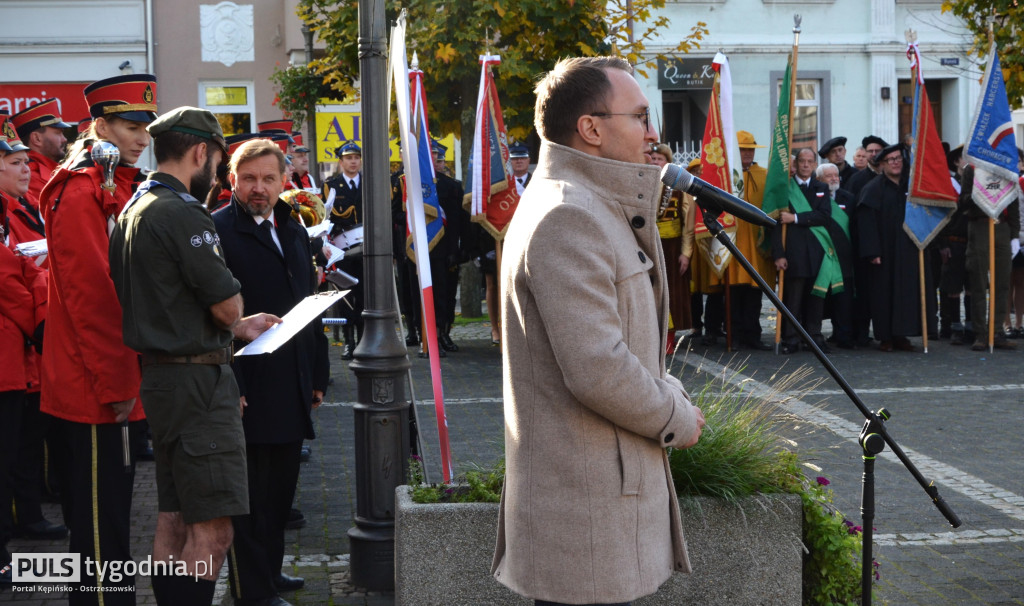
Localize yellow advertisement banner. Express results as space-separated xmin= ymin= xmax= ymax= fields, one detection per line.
xmin=314 ymin=111 xmax=455 ymax=164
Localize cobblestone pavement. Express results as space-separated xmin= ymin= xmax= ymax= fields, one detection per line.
xmin=6 ymin=312 xmax=1024 ymax=605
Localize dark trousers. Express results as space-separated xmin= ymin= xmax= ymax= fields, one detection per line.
xmin=1 ymin=390 xmax=25 ymax=565
xmin=338 ymin=255 xmax=364 ymax=332
xmin=853 ymin=257 xmax=873 ymax=343
xmin=729 ymin=285 xmax=763 ymax=344
xmin=228 ymin=440 xmax=303 ymax=602
xmin=940 ymin=240 xmax=970 ymax=327
xmin=781 ymin=276 xmax=824 ymax=346
xmin=825 ymin=283 xmax=855 ymax=346
xmin=48 ymin=416 xmax=143 ymax=605
xmin=397 ymin=258 xmax=420 ymax=331
xmin=696 ymin=292 xmax=725 ymax=335
xmin=12 ymin=391 xmax=50 ymax=527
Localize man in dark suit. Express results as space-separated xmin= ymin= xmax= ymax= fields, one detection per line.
xmin=214 ymin=138 xmax=330 ymax=606
xmin=773 ymin=148 xmax=833 ymax=353
xmin=816 ymin=162 xmax=857 ymax=348
xmin=510 ymin=143 xmax=531 ymax=195
xmin=322 ymin=142 xmax=364 ymax=359
xmin=431 ymin=140 xmax=470 ymax=351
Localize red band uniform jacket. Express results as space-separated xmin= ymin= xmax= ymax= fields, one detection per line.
xmin=38 ymin=150 xmax=144 ymax=424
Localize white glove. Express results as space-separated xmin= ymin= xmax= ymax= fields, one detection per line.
xmin=1012 ymin=238 xmax=1020 ymax=259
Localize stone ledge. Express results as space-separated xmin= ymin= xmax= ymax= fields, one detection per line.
xmin=395 ymin=487 xmax=803 ymax=605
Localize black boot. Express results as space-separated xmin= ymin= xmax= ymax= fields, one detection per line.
xmin=439 ymin=324 xmax=458 ymax=352
xmin=405 ymin=325 xmax=419 ymax=346
xmin=341 ymin=325 xmax=355 ymax=360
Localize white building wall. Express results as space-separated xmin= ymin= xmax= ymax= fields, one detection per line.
xmin=648 ymin=0 xmax=978 ymax=151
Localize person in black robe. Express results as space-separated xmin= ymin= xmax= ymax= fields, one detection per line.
xmin=855 ymin=143 xmax=923 ymax=352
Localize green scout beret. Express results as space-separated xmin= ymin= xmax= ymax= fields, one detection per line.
xmin=148 ymin=106 xmax=228 ymax=156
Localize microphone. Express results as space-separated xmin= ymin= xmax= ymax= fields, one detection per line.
xmin=660 ymin=163 xmax=777 ymax=228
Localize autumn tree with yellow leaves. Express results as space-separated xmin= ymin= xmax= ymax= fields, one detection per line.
xmin=942 ymin=0 xmax=1023 ymax=109
xmin=289 ymin=0 xmax=706 ymax=155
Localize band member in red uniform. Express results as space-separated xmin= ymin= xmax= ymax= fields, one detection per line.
xmin=0 ymin=118 xmax=49 ymax=589
xmin=37 ymin=73 xmax=158 ymax=605
xmin=11 ymin=98 xmax=70 ymax=205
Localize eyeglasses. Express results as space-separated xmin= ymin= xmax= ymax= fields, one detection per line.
xmin=884 ymin=156 xmax=903 ymax=164
xmin=591 ymin=108 xmax=651 ymax=131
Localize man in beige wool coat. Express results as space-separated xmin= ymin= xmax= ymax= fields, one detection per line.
xmin=492 ymin=56 xmax=706 ymax=606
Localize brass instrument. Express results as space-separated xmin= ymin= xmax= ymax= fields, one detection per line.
xmin=281 ymin=189 xmax=326 ymax=228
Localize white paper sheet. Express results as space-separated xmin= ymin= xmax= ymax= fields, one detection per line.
xmin=234 ymin=290 xmax=347 ymax=356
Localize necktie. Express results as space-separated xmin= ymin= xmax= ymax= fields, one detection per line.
xmin=517 ymin=178 xmax=524 ymax=185
xmin=349 ymin=179 xmax=356 ymax=189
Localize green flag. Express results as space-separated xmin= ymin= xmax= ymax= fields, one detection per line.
xmin=762 ymin=57 xmax=844 ymax=298
xmin=763 ymin=59 xmax=797 ymax=219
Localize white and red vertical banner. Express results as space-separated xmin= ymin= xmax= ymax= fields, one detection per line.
xmin=390 ymin=15 xmax=453 ymax=482
xmin=463 ymin=54 xmax=519 ymax=241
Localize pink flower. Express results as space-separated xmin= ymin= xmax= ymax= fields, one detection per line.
xmin=816 ymin=476 xmax=830 ymax=486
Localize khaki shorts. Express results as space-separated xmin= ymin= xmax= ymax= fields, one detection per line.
xmin=140 ymin=363 xmax=248 ymax=524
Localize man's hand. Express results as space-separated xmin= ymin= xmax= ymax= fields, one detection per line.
xmin=233 ymin=313 xmax=283 ymax=342
xmin=677 ymin=406 xmax=706 ymax=449
xmin=940 ymin=247 xmax=952 ymax=263
xmin=239 ymin=396 xmax=247 ymax=418
xmin=312 ymin=390 xmax=324 ymax=410
xmin=870 ymin=256 xmax=881 ymax=265
xmin=780 ymin=211 xmax=796 ymax=224
xmin=678 ymin=253 xmax=690 ymax=274
xmin=108 ymin=398 xmax=137 ymax=423
xmin=775 ymin=257 xmax=788 ymax=271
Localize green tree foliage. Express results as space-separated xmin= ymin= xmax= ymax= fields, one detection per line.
xmin=296 ymin=0 xmax=706 ymax=146
xmin=942 ymin=0 xmax=1024 ymax=108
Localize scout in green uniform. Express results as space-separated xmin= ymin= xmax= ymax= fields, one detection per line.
xmin=109 ymin=106 xmax=279 ymax=606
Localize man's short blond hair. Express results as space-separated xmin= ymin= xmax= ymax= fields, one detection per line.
xmin=229 ymin=138 xmax=286 ymax=175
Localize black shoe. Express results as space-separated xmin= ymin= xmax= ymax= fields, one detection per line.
xmin=1 ymin=563 xmax=12 ymax=587
xmin=701 ymin=334 xmax=717 ymax=346
xmin=274 ymin=573 xmax=305 ymax=592
xmin=299 ymin=444 xmax=311 ymax=462
xmin=285 ymin=508 xmax=306 ymax=530
xmin=137 ymin=443 xmax=155 ymax=461
xmin=744 ymin=340 xmax=773 ymax=351
xmin=810 ymin=339 xmax=832 ymax=354
xmin=836 ymin=341 xmax=856 ymax=350
xmin=439 ymin=332 xmax=458 ymax=352
xmin=16 ymin=519 xmax=69 ymax=540
xmin=779 ymin=343 xmax=798 ymax=354
xmin=341 ymin=344 xmax=354 ymax=360
xmin=405 ymin=332 xmax=419 ymax=346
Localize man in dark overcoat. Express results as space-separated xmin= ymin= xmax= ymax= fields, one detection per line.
xmin=214 ymin=138 xmax=330 ymax=606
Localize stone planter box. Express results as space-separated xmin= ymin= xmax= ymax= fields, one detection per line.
xmin=395 ymin=486 xmax=803 ymax=605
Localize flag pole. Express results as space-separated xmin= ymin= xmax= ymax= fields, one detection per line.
xmin=920 ymin=250 xmax=929 ymax=353
xmin=989 ymin=217 xmax=996 ymax=352
xmin=987 ymin=20 xmax=996 ymax=353
xmin=775 ymin=14 xmax=802 ymax=350
xmin=907 ymin=29 xmax=930 ymax=355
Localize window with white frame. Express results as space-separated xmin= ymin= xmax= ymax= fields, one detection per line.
xmin=771 ymin=72 xmax=830 ymax=154
xmin=198 ymin=81 xmax=254 ymax=137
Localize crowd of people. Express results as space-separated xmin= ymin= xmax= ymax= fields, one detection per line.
xmin=3 ymin=58 xmax=1024 ymax=606
xmin=650 ymin=132 xmax=1024 ymax=354
xmin=0 ymin=74 xmax=345 ymax=606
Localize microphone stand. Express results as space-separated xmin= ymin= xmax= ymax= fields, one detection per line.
xmin=697 ymin=205 xmax=961 ymax=606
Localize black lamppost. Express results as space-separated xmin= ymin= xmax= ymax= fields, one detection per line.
xmin=347 ymin=0 xmax=411 ymax=591
xmin=300 ymin=22 xmax=320 ymax=184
